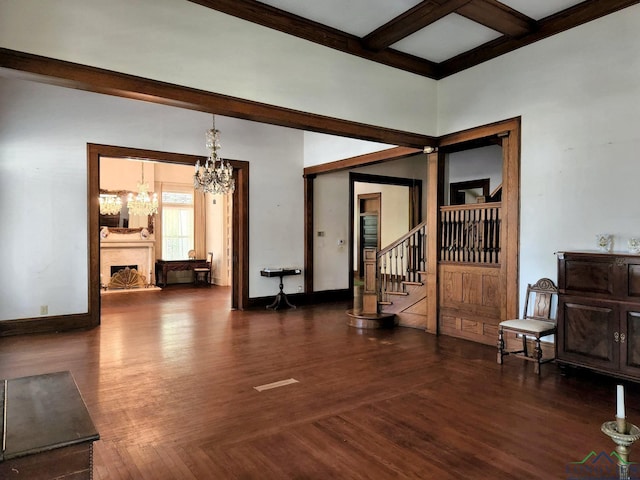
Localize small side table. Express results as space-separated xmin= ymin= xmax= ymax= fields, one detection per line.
xmin=260 ymin=268 xmax=301 ymax=310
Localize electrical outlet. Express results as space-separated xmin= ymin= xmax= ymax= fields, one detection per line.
xmin=297 ymin=285 xmax=303 ymax=293
xmin=40 ymin=305 xmax=48 ymax=315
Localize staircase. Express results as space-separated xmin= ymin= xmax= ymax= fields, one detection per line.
xmin=377 ymin=222 xmax=428 ymax=329
xmin=347 ymin=221 xmax=428 ymax=329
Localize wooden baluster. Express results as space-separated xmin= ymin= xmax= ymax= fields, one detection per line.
xmin=441 ymin=210 xmax=447 ymax=261
xmin=394 ymin=246 xmax=399 ymax=292
xmin=421 ymin=227 xmax=425 ymax=272
xmin=495 ymin=209 xmax=501 ymax=264
xmin=492 ymin=207 xmax=498 ymax=264
xmin=463 ymin=209 xmax=469 ymax=263
xmin=452 ymin=210 xmax=458 ymax=262
xmin=478 ymin=208 xmax=487 ymax=263
xmin=473 ymin=208 xmax=478 ymax=263
xmin=400 ymin=241 xmax=405 ymax=283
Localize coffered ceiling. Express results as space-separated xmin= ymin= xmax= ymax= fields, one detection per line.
xmin=187 ymin=0 xmax=639 ymax=78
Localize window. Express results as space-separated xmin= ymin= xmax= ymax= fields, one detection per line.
xmin=162 ymin=190 xmax=194 ymax=260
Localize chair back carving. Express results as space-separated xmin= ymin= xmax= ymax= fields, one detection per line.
xmin=523 ymin=277 xmax=558 ymax=322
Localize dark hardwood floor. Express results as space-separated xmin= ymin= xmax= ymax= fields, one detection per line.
xmin=0 ymin=286 xmax=637 ymax=479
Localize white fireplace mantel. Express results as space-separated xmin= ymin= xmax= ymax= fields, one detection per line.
xmin=100 ymin=238 xmax=156 ymax=286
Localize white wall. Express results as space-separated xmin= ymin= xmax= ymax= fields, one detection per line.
xmin=0 ymin=0 xmax=437 ymax=136
xmin=303 ymin=132 xmax=395 ymax=168
xmin=313 ymin=172 xmax=350 ymax=291
xmin=438 ymin=5 xmax=640 ymax=308
xmin=0 ymin=77 xmax=305 ymax=320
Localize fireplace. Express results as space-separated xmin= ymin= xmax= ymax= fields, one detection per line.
xmin=100 ymin=236 xmax=156 ymax=286
xmin=111 ymin=265 xmax=138 ymax=276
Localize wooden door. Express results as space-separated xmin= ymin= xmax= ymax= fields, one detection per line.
xmin=358 ymin=193 xmax=380 ymax=278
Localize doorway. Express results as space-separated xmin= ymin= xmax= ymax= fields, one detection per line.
xmin=349 ymin=173 xmax=422 ymax=294
xmin=88 ymin=144 xmax=250 ymax=327
xmin=357 ymin=193 xmax=381 ymax=277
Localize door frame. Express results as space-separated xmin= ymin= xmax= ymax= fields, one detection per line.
xmin=88 ymin=143 xmax=250 ymax=324
xmin=424 ymin=117 xmax=521 ymax=334
xmin=357 ymin=192 xmax=381 ymax=277
xmin=348 ymin=172 xmax=423 ymax=296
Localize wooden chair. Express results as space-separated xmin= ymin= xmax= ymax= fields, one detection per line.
xmin=497 ymin=278 xmax=558 ymax=375
xmin=193 ymin=252 xmax=213 ymax=286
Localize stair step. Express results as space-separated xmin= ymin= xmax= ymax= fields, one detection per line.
xmin=387 ymin=291 xmax=409 ymax=296
xmin=402 ymin=281 xmax=424 ymax=286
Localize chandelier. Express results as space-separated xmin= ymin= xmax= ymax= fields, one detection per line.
xmin=127 ymin=163 xmax=158 ymax=216
xmin=99 ymin=194 xmax=122 ymax=216
xmin=194 ymin=116 xmax=235 ymax=195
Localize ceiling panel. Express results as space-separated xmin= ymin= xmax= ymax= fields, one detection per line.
xmin=257 ymin=0 xmax=424 ymax=37
xmin=391 ymin=14 xmax=502 ymax=63
xmin=499 ymin=0 xmax=585 ymax=21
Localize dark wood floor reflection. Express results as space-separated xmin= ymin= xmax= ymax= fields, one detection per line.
xmin=0 ymin=286 xmax=636 ymax=479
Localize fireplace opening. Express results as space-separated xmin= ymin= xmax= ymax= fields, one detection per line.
xmin=110 ymin=265 xmax=138 ymax=276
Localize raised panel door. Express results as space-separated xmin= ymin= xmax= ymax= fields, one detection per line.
xmin=620 ymin=307 xmax=640 ymax=376
xmin=557 ymin=297 xmax=618 ymax=371
xmin=561 ymin=256 xmax=615 ymax=297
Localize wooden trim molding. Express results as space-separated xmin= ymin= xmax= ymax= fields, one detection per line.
xmin=304 ymin=175 xmax=315 ymax=294
xmin=304 ymin=147 xmax=423 ymax=177
xmin=0 ymin=48 xmax=434 ymax=149
xmin=87 ymin=144 xmax=251 ymax=317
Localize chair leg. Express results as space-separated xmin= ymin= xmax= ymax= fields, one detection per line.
xmin=497 ymin=327 xmax=504 ymax=365
xmin=534 ymin=337 xmax=542 ymax=375
xmin=522 ymin=334 xmax=528 ymax=357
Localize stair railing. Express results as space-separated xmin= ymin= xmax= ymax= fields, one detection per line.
xmin=440 ymin=203 xmax=501 ymax=264
xmin=376 ymin=221 xmax=427 ymax=304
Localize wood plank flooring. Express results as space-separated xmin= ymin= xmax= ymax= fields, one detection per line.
xmin=0 ymin=286 xmax=638 ymax=479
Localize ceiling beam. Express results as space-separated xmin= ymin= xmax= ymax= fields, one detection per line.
xmin=456 ymin=0 xmax=535 ymax=37
xmin=186 ymin=0 xmax=439 ymax=78
xmin=362 ymin=0 xmax=471 ymax=51
xmin=304 ymin=146 xmax=423 ymax=176
xmin=0 ymin=48 xmax=436 ymax=148
xmin=438 ymin=0 xmax=640 ymax=78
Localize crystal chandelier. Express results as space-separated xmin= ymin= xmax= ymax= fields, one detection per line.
xmin=99 ymin=194 xmax=122 ymax=215
xmin=194 ymin=116 xmax=235 ymax=195
xmin=127 ymin=163 xmax=158 ymax=216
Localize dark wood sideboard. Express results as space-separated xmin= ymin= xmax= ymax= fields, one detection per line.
xmin=155 ymin=259 xmax=209 ymax=287
xmin=557 ymin=251 xmax=640 ymax=381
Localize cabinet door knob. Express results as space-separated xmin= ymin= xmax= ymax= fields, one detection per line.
xmin=614 ymin=332 xmax=620 ymax=343
xmin=621 ymin=333 xmax=626 ymax=344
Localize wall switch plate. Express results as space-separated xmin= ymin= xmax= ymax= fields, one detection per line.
xmin=40 ymin=305 xmax=48 ymax=315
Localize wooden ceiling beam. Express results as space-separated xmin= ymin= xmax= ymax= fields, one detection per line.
xmin=438 ymin=0 xmax=640 ymax=78
xmin=456 ymin=0 xmax=535 ymax=37
xmin=186 ymin=0 xmax=439 ymax=78
xmin=304 ymin=147 xmax=423 ymax=176
xmin=362 ymin=0 xmax=471 ymax=51
xmin=0 ymin=48 xmax=436 ymax=148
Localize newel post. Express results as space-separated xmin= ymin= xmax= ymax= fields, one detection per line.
xmin=362 ymin=247 xmax=379 ymax=314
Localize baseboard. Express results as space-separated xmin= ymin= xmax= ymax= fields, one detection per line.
xmin=246 ymin=289 xmax=351 ymax=309
xmin=0 ymin=313 xmax=98 ymax=337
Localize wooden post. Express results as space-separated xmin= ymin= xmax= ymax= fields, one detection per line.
xmin=362 ymin=247 xmax=378 ymax=314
